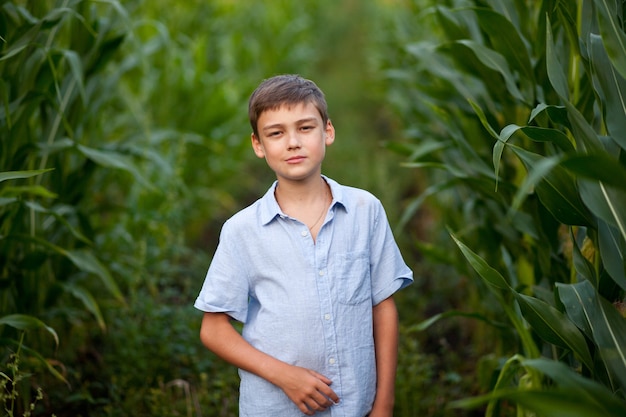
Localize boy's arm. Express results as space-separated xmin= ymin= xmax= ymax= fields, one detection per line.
xmin=370 ymin=296 xmax=399 ymax=417
xmin=200 ymin=312 xmax=339 ymax=415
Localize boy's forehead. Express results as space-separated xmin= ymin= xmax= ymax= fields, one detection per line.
xmin=258 ymin=102 xmax=322 ymax=125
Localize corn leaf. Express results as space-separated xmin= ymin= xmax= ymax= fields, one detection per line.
xmin=589 ymin=33 xmax=626 ymax=150
xmin=452 ymin=357 xmax=626 ymax=415
xmin=546 ymin=20 xmax=604 ymax=153
xmin=23 ymin=201 xmax=91 ymax=244
xmin=578 ymin=179 xmax=626 ymax=241
xmin=522 ymin=358 xmax=626 ymax=415
xmin=0 ymin=168 xmax=54 ymax=183
xmin=455 ymin=39 xmax=526 ymax=103
xmin=61 ymin=283 xmax=106 ymax=331
xmin=0 ymin=337 xmax=69 ymax=386
xmin=593 ymin=0 xmax=626 ymax=80
xmin=472 ymin=7 xmax=534 ymax=97
xmin=514 ymin=293 xmax=594 ymax=370
xmin=0 ymin=185 xmax=58 ymax=199
xmin=570 ymin=228 xmax=597 ymax=285
xmin=561 ymin=154 xmax=626 ymax=191
xmin=64 ymin=249 xmax=124 ymax=304
xmin=557 ymin=280 xmax=626 ymax=392
xmin=0 ymin=314 xmax=59 ymax=347
xmin=509 ymin=146 xmax=594 ymax=226
xmin=449 ymin=230 xmax=510 ymax=290
xmin=77 ymin=144 xmax=154 ymax=190
xmin=545 ymin=20 xmax=570 ymax=100
xmin=597 ymin=219 xmax=626 ymax=290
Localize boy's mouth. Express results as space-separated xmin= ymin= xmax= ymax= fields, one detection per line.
xmin=286 ymin=156 xmax=306 ymax=163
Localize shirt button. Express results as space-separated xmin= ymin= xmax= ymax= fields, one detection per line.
xmin=329 ymin=358 xmax=336 ymax=365
xmin=324 ymin=313 xmax=331 ymax=320
xmin=319 ymin=270 xmax=325 ymax=276
xmin=301 ymin=230 xmax=308 ymax=237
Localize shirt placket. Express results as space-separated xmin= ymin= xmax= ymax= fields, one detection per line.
xmin=312 ymin=214 xmax=344 ymax=415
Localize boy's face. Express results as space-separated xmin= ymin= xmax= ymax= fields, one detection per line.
xmin=251 ymin=102 xmax=335 ymax=183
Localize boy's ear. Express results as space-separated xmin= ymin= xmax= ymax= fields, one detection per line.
xmin=325 ymin=120 xmax=336 ymax=146
xmin=251 ymin=133 xmax=265 ymax=158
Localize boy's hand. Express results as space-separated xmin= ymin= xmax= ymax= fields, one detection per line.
xmin=276 ymin=366 xmax=339 ymax=415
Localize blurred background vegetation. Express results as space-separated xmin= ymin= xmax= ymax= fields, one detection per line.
xmin=1 ymin=0 xmax=625 ymax=416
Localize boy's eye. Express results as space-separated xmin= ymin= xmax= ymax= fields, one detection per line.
xmin=301 ymin=126 xmax=313 ymax=131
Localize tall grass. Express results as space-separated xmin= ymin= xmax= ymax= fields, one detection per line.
xmin=0 ymin=2 xmax=131 ymax=411
xmin=382 ymin=0 xmax=626 ymax=415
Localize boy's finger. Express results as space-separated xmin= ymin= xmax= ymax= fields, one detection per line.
xmin=318 ymin=384 xmax=340 ymax=404
xmin=305 ymin=369 xmax=340 ymax=403
xmin=308 ymin=369 xmax=332 ymax=385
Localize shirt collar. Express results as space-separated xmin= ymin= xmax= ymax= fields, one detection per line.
xmin=259 ymin=175 xmax=348 ymax=226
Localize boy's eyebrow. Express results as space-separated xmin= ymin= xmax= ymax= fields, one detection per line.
xmin=261 ymin=117 xmax=319 ymax=131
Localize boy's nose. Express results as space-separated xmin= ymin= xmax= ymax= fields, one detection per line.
xmin=287 ymin=132 xmax=302 ymax=149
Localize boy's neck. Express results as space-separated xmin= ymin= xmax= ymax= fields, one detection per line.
xmin=274 ymin=175 xmax=328 ymax=206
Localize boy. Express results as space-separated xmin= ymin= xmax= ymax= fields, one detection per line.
xmin=194 ymin=74 xmax=413 ymax=417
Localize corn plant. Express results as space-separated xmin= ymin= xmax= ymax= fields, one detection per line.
xmin=0 ymin=0 xmax=135 ymax=412
xmin=382 ymin=0 xmax=626 ymax=415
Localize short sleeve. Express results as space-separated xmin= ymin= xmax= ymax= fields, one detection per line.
xmin=369 ymin=201 xmax=413 ymax=305
xmin=193 ymin=220 xmax=250 ymax=323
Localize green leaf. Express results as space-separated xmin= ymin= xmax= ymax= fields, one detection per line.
xmin=557 ymin=280 xmax=626 ymax=391
xmin=593 ymin=0 xmax=626 ymax=80
xmin=450 ymin=356 xmax=626 ymax=417
xmin=508 ymin=125 xmax=575 ymax=153
xmin=0 ymin=168 xmax=54 ymax=183
xmin=23 ymin=201 xmax=91 ymax=244
xmin=472 ymin=7 xmax=534 ymax=93
xmin=0 ymin=197 xmax=18 ymax=206
xmin=508 ymin=151 xmax=561 ymax=215
xmin=561 ymin=154 xmax=626 ymax=191
xmin=597 ymin=219 xmax=626 ymax=290
xmin=456 ymin=39 xmax=526 ymax=103
xmin=589 ymin=33 xmax=626 ymax=150
xmin=522 ymin=358 xmax=626 ymax=415
xmin=545 ymin=20 xmax=570 ymax=100
xmin=449 ymin=230 xmax=510 ymax=290
xmin=62 ymin=49 xmax=86 ymax=103
xmin=493 ymin=390 xmax=623 ymax=417
xmin=546 ymin=18 xmax=604 ymax=153
xmin=570 ymin=228 xmax=597 ymax=285
xmin=0 ymin=185 xmax=58 ymax=199
xmin=494 ymin=124 xmax=575 ymax=190
xmin=77 ymin=144 xmax=154 ymax=190
xmin=0 ymin=314 xmax=59 ymax=347
xmin=578 ymin=179 xmax=626 ymax=241
xmin=61 ymin=283 xmax=106 ymax=331
xmin=510 ymin=146 xmax=594 ymax=226
xmin=0 ymin=23 xmax=40 ymax=62
xmin=435 ymin=5 xmax=468 ymax=41
xmin=4 ymin=235 xmax=125 ymax=304
xmin=468 ymin=99 xmax=499 ymax=140
xmin=529 ymin=103 xmax=570 ymax=127
xmin=64 ymin=249 xmax=124 ymax=303
xmin=514 ymin=293 xmax=593 ymax=370
xmin=407 ymin=310 xmax=508 ymax=333
xmin=396 ymin=178 xmax=459 ymax=232
xmin=0 ymin=337 xmax=69 ymax=386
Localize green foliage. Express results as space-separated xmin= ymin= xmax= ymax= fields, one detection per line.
xmin=383 ymin=0 xmax=626 ymax=415
xmin=1 ymin=333 xmax=49 ymax=417
xmin=4 ymin=0 xmax=418 ymax=415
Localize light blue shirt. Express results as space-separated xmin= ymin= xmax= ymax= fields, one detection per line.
xmin=194 ymin=176 xmax=413 ymax=417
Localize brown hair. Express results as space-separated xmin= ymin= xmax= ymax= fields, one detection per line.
xmin=248 ymin=74 xmax=329 ymax=137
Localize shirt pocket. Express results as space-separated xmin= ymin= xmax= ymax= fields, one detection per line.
xmin=336 ymin=251 xmax=371 ymax=305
